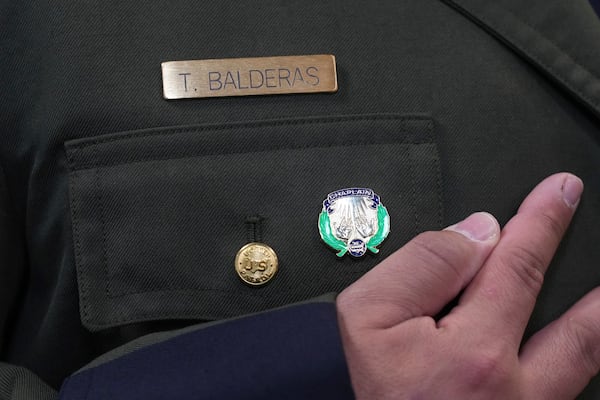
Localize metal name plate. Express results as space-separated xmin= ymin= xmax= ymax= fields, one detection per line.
xmin=161 ymin=55 xmax=337 ymax=99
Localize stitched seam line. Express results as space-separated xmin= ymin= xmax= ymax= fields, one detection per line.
xmin=435 ymin=150 xmax=444 ymax=228
xmin=105 ymin=273 xmax=367 ymax=298
xmin=409 ymin=145 xmax=418 ymax=237
xmin=69 ymin=114 xmax=431 ymax=149
xmin=73 ymin=137 xmax=432 ymax=171
xmin=94 ymin=151 xmax=111 ymax=298
xmin=447 ymin=0 xmax=600 ymax=109
xmin=105 ymin=252 xmax=393 ymax=297
xmin=68 ymin=169 xmax=89 ymax=322
xmin=86 ymin=290 xmax=360 ymax=328
xmin=66 ymin=114 xmax=431 ymax=152
xmin=499 ymin=6 xmax=600 ymax=107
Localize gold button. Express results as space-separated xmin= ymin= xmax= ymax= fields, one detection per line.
xmin=235 ymin=242 xmax=278 ymax=286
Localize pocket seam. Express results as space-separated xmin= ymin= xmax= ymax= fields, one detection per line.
xmin=76 ymin=138 xmax=434 ymax=171
xmin=67 ymin=114 xmax=432 ymax=152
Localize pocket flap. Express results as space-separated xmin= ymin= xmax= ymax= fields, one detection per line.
xmin=66 ymin=114 xmax=442 ymax=331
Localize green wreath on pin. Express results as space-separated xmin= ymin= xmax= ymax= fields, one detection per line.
xmin=319 ymin=204 xmax=390 ymax=257
xmin=366 ymin=204 xmax=390 ymax=254
xmin=319 ymin=211 xmax=348 ymax=257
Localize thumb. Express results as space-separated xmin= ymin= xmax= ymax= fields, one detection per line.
xmin=337 ymin=212 xmax=500 ymax=330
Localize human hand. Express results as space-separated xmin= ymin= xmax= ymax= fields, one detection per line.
xmin=337 ymin=173 xmax=599 ymax=399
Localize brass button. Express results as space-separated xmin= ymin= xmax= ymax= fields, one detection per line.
xmin=235 ymin=242 xmax=278 ymax=286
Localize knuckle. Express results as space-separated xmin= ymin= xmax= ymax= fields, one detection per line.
xmin=564 ymin=316 xmax=600 ymax=376
xmin=501 ymin=244 xmax=546 ymax=298
xmin=408 ymin=231 xmax=470 ymax=283
xmin=535 ymin=210 xmax=567 ymax=244
xmin=336 ymin=288 xmax=361 ymax=316
xmin=335 ymin=290 xmax=352 ymax=314
xmin=455 ymin=347 xmax=513 ymax=391
xmin=336 ymin=289 xmax=369 ymax=330
xmin=337 ymin=284 xmax=422 ymax=325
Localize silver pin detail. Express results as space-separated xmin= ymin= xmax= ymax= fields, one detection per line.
xmin=318 ymin=188 xmax=390 ymax=257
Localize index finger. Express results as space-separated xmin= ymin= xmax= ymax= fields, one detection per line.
xmin=446 ymin=173 xmax=583 ymax=347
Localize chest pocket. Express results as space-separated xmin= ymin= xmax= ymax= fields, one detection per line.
xmin=66 ymin=114 xmax=442 ymax=331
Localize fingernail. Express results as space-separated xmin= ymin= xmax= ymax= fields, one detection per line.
xmin=444 ymin=212 xmax=499 ymax=242
xmin=561 ymin=174 xmax=584 ymax=209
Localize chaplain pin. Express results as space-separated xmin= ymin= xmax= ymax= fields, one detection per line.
xmin=318 ymin=188 xmax=390 ymax=257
